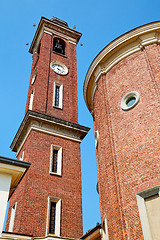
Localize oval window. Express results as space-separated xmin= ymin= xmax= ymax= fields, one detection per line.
xmin=121 ymin=91 xmax=140 ymax=111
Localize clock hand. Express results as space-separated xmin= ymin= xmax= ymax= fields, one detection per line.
xmin=57 ymin=67 xmax=64 ymax=73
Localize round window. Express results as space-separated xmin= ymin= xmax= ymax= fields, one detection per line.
xmin=121 ymin=91 xmax=140 ymax=111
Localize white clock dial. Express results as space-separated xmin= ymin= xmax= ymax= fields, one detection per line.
xmin=50 ymin=61 xmax=68 ymax=75
xmin=52 ymin=64 xmax=65 ymax=74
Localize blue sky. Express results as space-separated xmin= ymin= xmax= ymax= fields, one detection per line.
xmin=1 ymin=0 xmax=160 ymax=234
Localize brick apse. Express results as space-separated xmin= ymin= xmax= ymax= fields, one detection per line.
xmin=84 ymin=22 xmax=160 ymax=240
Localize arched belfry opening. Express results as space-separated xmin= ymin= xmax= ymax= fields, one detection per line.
xmin=53 ymin=38 xmax=65 ymax=55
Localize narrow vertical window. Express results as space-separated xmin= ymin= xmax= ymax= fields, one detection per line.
xmin=19 ymin=151 xmax=24 ymax=161
xmin=52 ymin=149 xmax=58 ymax=173
xmin=9 ymin=202 xmax=17 ymax=232
xmin=31 ymin=68 xmax=37 ymax=85
xmin=49 ymin=202 xmax=56 ymax=234
xmin=55 ymin=85 xmax=60 ymax=107
xmin=29 ymin=89 xmax=34 ymax=110
xmin=95 ymin=130 xmax=99 ymax=149
xmin=37 ymin=43 xmax=41 ymax=55
xmin=102 ymin=217 xmax=109 ymax=240
xmin=53 ymin=83 xmax=63 ymax=109
xmin=50 ymin=145 xmax=62 ymax=176
xmin=47 ymin=197 xmax=61 ymax=236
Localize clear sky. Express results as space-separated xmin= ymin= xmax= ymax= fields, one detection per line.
xmin=0 ymin=0 xmax=160 ymax=234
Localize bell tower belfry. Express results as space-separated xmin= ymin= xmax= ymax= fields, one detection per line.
xmin=26 ymin=16 xmax=81 ymax=123
xmin=5 ymin=17 xmax=89 ymax=239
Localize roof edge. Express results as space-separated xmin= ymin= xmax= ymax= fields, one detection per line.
xmin=83 ymin=20 xmax=160 ymax=113
xmin=29 ymin=16 xmax=82 ymax=54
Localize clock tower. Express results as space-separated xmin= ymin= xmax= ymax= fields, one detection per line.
xmin=5 ymin=17 xmax=89 ymax=239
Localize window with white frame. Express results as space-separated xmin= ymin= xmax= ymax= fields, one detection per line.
xmin=50 ymin=145 xmax=62 ymax=176
xmin=29 ymin=89 xmax=34 ymax=110
xmin=9 ymin=202 xmax=17 ymax=232
xmin=95 ymin=130 xmax=99 ymax=149
xmin=137 ymin=186 xmax=160 ymax=240
xmin=46 ymin=197 xmax=61 ymax=236
xmin=31 ymin=68 xmax=38 ymax=85
xmin=53 ymin=82 xmax=63 ymax=109
xmin=102 ymin=217 xmax=109 ymax=240
xmin=19 ymin=151 xmax=24 ymax=161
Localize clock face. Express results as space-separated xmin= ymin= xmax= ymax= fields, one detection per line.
xmin=51 ymin=61 xmax=68 ymax=75
xmin=52 ymin=64 xmax=65 ymax=74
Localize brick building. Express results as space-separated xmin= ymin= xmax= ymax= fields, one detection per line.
xmin=1 ymin=17 xmax=160 ymax=240
xmin=84 ymin=21 xmax=160 ymax=240
xmin=3 ymin=17 xmax=89 ymax=240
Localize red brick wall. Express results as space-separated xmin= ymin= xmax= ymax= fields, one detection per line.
xmin=93 ymin=44 xmax=160 ymax=239
xmin=6 ymin=130 xmax=83 ymax=238
xmin=25 ymin=32 xmax=78 ymax=123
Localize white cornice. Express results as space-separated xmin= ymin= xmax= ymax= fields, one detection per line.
xmin=83 ymin=21 xmax=160 ymax=113
xmin=44 ymin=30 xmax=52 ymax=35
xmin=1 ymin=230 xmax=80 ymax=240
xmin=29 ymin=17 xmax=82 ymax=54
xmin=11 ymin=111 xmax=89 ymax=156
xmin=34 ymin=234 xmax=79 ymax=240
xmin=69 ymin=40 xmax=77 ymax=45
xmin=16 ymin=124 xmax=82 ymax=157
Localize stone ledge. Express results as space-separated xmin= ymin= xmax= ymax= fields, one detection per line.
xmin=10 ymin=110 xmax=90 ymax=156
xmin=1 ymin=233 xmax=79 ymax=240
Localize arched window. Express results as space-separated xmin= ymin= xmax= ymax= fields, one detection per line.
xmin=53 ymin=38 xmax=65 ymax=55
